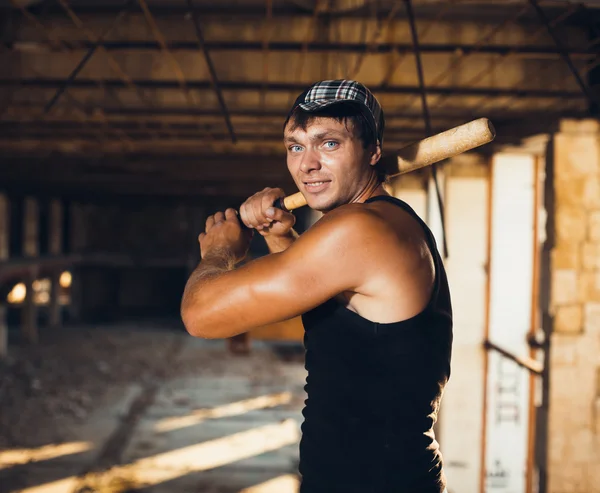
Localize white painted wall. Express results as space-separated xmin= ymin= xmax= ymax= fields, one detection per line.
xmin=427 ymin=169 xmax=446 ymax=254
xmin=439 ymin=175 xmax=489 ymax=493
xmin=393 ymin=188 xmax=427 ymax=219
xmin=484 ymin=153 xmax=536 ymax=493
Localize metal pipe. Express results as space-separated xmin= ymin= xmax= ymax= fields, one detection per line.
xmin=484 ymin=339 xmax=544 ymax=375
xmin=347 ymin=0 xmax=401 ymax=80
xmin=288 ymin=0 xmax=324 ymax=107
xmin=6 ymin=40 xmax=596 ymax=58
xmin=56 ymin=0 xmax=161 ymax=142
xmin=528 ymin=0 xmax=599 ymax=108
xmin=137 ymin=0 xmax=199 ymax=107
xmin=401 ymin=3 xmax=531 ymax=112
xmin=260 ymin=0 xmax=273 ymax=111
xmin=43 ymin=0 xmax=134 ymax=114
xmin=382 ymin=0 xmax=456 ymax=87
xmin=0 ymin=126 xmax=461 ymax=139
xmin=404 ymin=0 xmax=448 ymax=258
xmin=18 ymin=3 xmax=563 ymax=21
xmin=187 ymin=0 xmax=236 ymax=143
xmin=0 ymin=78 xmax=587 ymax=99
xmin=432 ymin=4 xmax=580 ymax=114
xmin=7 ymin=0 xmax=132 ymax=148
xmin=8 ymin=102 xmax=588 ymax=122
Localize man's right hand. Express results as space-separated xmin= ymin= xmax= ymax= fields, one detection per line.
xmin=240 ymin=187 xmax=297 ymax=238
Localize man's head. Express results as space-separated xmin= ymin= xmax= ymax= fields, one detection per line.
xmin=283 ymin=80 xmax=387 ymax=212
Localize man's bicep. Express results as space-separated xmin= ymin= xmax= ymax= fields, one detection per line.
xmin=188 ymin=215 xmax=364 ymax=338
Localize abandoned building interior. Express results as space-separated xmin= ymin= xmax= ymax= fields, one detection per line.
xmin=1 ymin=0 xmax=600 ymax=492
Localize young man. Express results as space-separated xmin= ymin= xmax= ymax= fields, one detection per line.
xmin=181 ymin=80 xmax=453 ymax=493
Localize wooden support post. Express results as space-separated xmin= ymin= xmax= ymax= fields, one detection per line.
xmin=23 ymin=197 xmax=39 ymax=258
xmin=68 ymin=203 xmax=84 ymax=324
xmin=22 ymin=197 xmax=39 ymax=344
xmin=0 ymin=193 xmax=8 ymax=359
xmin=0 ymin=305 xmax=7 ymax=358
xmin=22 ymin=272 xmax=38 ymax=344
xmin=68 ymin=268 xmax=82 ymax=324
xmin=49 ymin=199 xmax=63 ymax=329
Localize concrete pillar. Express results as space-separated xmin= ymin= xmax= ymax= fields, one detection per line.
xmin=49 ymin=199 xmax=63 ymax=329
xmin=0 ymin=193 xmax=8 ymax=358
xmin=22 ymin=197 xmax=38 ymax=343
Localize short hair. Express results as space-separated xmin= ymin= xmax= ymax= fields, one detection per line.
xmin=284 ymin=102 xmax=388 ymax=182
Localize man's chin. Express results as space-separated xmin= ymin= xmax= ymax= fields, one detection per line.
xmin=306 ymin=195 xmax=338 ymax=213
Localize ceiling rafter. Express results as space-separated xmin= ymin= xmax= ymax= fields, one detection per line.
xmin=1 ymin=78 xmax=586 ymax=99
xmin=5 ymin=40 xmax=597 ymax=58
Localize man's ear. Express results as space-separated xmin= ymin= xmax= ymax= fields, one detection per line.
xmin=369 ymin=144 xmax=382 ymax=166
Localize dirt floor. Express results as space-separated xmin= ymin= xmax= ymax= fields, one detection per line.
xmin=0 ymin=323 xmax=307 ymax=493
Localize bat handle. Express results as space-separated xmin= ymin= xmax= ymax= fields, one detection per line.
xmin=274 ymin=192 xmax=307 ymax=212
xmin=273 ymin=197 xmax=288 ymax=212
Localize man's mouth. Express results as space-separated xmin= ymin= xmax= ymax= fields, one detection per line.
xmin=303 ymin=180 xmax=331 ymax=194
xmin=305 ymin=181 xmax=329 ymax=188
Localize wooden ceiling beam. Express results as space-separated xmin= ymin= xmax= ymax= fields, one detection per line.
xmin=5 ymin=40 xmax=597 ymax=58
xmin=0 ymin=78 xmax=587 ymax=99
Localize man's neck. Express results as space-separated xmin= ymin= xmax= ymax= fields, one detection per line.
xmin=351 ymin=171 xmax=386 ymax=204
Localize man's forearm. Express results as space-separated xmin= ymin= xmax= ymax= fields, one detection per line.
xmin=264 ymin=230 xmax=299 ymax=253
xmin=181 ymin=251 xmax=235 ymax=316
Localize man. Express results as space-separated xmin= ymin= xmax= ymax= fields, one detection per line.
xmin=181 ymin=80 xmax=453 ymax=493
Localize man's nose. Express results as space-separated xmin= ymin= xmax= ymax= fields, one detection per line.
xmin=300 ymin=148 xmax=321 ymax=173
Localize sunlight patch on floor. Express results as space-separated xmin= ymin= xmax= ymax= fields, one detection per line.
xmin=154 ymin=392 xmax=293 ymax=433
xmin=239 ymin=474 xmax=299 ymax=493
xmin=18 ymin=419 xmax=300 ymax=493
xmin=0 ymin=442 xmax=93 ymax=470
xmin=17 ymin=476 xmax=80 ymax=493
xmin=130 ymin=419 xmax=299 ymax=485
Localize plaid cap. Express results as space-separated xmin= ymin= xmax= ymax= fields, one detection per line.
xmin=286 ymin=79 xmax=385 ymax=147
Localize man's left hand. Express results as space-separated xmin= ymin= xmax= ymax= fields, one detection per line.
xmin=199 ymin=208 xmax=253 ymax=264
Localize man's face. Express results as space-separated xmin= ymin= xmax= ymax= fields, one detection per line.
xmin=283 ymin=116 xmax=379 ymax=213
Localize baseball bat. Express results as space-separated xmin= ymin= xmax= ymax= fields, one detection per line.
xmin=275 ymin=117 xmax=496 ymax=212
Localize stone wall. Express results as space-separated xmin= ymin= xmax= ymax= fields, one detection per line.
xmin=548 ymin=119 xmax=600 ymax=493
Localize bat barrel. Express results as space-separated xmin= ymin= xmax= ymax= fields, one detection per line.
xmin=277 ymin=117 xmax=496 ymax=212
xmin=394 ymin=117 xmax=496 ymax=176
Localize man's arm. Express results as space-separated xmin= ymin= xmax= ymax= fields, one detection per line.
xmin=181 ymin=207 xmax=381 ymax=339
xmin=264 ymin=229 xmax=299 ymax=253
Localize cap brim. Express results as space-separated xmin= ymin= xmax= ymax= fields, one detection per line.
xmin=297 ymin=99 xmax=381 ymax=146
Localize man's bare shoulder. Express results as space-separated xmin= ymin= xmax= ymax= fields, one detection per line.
xmin=305 ymin=199 xmax=422 ymax=247
xmin=284 ymin=198 xmax=431 ymax=278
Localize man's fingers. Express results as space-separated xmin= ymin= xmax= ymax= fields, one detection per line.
xmin=205 ymin=215 xmax=215 ymax=231
xmin=245 ymin=204 xmax=260 ymax=229
xmin=265 ymin=206 xmax=293 ymax=224
xmin=214 ymin=211 xmax=225 ymax=223
xmin=261 ymin=191 xmax=282 ymax=222
xmin=225 ymin=208 xmax=238 ymax=221
xmin=239 ymin=203 xmax=251 ymax=228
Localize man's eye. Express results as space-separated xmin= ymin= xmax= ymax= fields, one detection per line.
xmin=324 ymin=141 xmax=338 ymax=149
xmin=289 ymin=145 xmax=303 ymax=152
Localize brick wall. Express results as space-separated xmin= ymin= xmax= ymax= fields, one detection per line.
xmin=549 ymin=119 xmax=600 ymax=493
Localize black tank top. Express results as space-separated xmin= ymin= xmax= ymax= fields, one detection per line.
xmin=299 ymin=195 xmax=453 ymax=493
